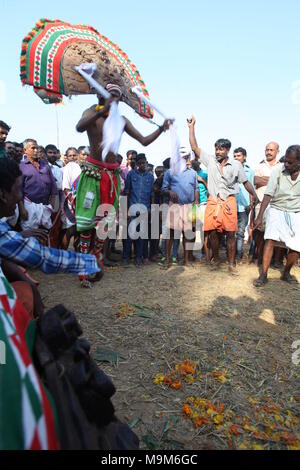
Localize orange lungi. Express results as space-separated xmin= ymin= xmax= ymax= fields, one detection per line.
xmin=204 ymin=196 xmax=238 ymax=233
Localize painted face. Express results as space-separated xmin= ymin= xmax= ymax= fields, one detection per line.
xmin=0 ymin=176 xmax=22 ymax=217
xmin=284 ymin=151 xmax=300 ymax=174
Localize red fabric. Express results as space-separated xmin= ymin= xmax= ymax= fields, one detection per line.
xmin=99 ymin=171 xmax=117 ymax=206
xmin=87 ymin=156 xmax=119 ymax=170
xmin=12 ymin=281 xmax=34 ymax=319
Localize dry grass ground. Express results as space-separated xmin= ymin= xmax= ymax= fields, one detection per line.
xmin=32 ymin=250 xmax=300 ymax=450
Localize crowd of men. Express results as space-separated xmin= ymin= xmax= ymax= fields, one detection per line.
xmin=0 ymin=116 xmax=300 ymax=297
xmin=1 ymin=113 xmax=300 ymax=449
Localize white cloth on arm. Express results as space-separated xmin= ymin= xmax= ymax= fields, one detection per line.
xmin=21 ymin=198 xmax=53 ymax=230
xmin=264 ymin=206 xmax=300 ymax=252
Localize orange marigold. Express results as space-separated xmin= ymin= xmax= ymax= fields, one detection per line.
xmin=182 ymin=404 xmax=193 ymax=418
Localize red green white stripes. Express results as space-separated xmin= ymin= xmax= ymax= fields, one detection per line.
xmin=20 ymin=18 xmax=152 ymax=118
xmin=0 ymin=272 xmax=59 ymax=450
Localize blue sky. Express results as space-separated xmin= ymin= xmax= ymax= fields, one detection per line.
xmin=1 ymin=0 xmax=300 ymax=167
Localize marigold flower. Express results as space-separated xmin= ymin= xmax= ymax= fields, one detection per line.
xmin=182 ymin=404 xmax=193 ymax=418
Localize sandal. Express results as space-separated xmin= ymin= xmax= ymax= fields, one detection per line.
xmin=280 ymin=274 xmax=299 ymax=284
xmin=253 ymin=277 xmax=268 ymax=287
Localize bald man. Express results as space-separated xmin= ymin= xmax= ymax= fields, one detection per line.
xmin=254 ymin=142 xmax=280 ymax=263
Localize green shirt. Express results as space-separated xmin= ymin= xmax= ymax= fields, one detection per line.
xmin=265 ymin=164 xmax=300 ymax=212
xmin=0 ymin=144 xmax=7 ymax=159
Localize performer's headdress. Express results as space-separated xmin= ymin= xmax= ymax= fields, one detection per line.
xmin=20 ymin=18 xmax=153 ymax=118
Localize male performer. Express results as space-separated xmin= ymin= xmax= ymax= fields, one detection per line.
xmin=75 ymin=84 xmax=172 ymax=286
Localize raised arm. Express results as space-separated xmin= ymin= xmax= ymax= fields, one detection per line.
xmin=187 ymin=116 xmax=201 ymax=159
xmin=124 ymin=118 xmax=172 ymax=146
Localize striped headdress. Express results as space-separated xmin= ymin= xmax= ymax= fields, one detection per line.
xmin=20 ymin=18 xmax=153 ymax=119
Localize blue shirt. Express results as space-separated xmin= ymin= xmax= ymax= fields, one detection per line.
xmin=197 ymin=169 xmax=208 ymax=203
xmin=124 ymin=169 xmax=154 ymax=211
xmin=235 ymin=164 xmax=254 ymax=212
xmin=0 ymin=220 xmax=99 ymax=276
xmin=162 ymin=168 xmax=198 ymax=205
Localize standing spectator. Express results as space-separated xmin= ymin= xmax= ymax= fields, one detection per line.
xmin=122 ymin=150 xmax=137 ymax=180
xmin=5 ymin=141 xmax=16 ymax=160
xmin=0 ymin=120 xmax=10 ymax=159
xmin=254 ymin=142 xmax=280 ymax=264
xmin=162 ymin=147 xmax=199 ymax=267
xmin=192 ymin=159 xmax=209 ymax=261
xmin=64 ymin=147 xmax=79 ymax=165
xmin=45 ymin=144 xmax=63 ymax=211
xmin=159 ymin=158 xmax=180 ymax=265
xmin=18 ymin=139 xmax=58 ymax=230
xmin=233 ymin=147 xmax=254 ymax=260
xmin=78 ymin=145 xmax=89 ymax=162
xmin=147 ymin=163 xmax=154 ymax=175
xmin=37 ymin=145 xmax=47 ymax=160
xmin=253 ymin=145 xmax=300 ymax=286
xmin=14 ymin=143 xmax=24 ymax=163
xmin=123 ymin=153 xmax=154 ymax=266
xmin=188 ymin=116 xmax=258 ymax=274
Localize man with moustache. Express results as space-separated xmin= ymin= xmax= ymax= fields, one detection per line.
xmin=188 ymin=116 xmax=259 ymax=274
xmin=254 ymin=141 xmax=280 ymax=264
xmin=254 ymin=145 xmax=300 ymax=286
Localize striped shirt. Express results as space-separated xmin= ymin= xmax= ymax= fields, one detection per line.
xmin=0 ymin=220 xmax=99 ymax=276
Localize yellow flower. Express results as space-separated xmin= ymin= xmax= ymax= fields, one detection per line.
xmin=214 ymin=414 xmax=223 ymax=425
xmin=153 ymin=373 xmax=165 ymax=385
xmin=252 ymin=444 xmax=264 ymax=450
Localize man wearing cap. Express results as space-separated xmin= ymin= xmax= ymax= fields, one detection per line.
xmin=161 ymin=147 xmax=199 ymax=267
xmin=188 ymin=116 xmax=259 ymax=274
xmin=75 ymin=85 xmax=172 ymax=286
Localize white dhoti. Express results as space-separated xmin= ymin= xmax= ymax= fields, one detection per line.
xmin=264 ymin=206 xmax=300 ymax=252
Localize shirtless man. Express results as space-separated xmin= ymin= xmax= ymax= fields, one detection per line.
xmin=76 ymin=86 xmax=171 ymax=161
xmin=74 ymin=84 xmax=172 ymax=286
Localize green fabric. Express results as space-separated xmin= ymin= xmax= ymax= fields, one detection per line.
xmin=0 ymin=145 xmax=7 ymax=159
xmin=113 ymin=173 xmax=121 ymax=213
xmin=75 ymin=171 xmax=101 ymax=232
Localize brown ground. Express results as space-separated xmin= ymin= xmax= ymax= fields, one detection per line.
xmin=33 ymin=249 xmax=300 ymax=450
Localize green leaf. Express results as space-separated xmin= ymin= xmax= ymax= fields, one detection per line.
xmin=162 ymin=438 xmax=185 ymax=450
xmin=136 ymin=310 xmax=153 ymax=319
xmin=142 ymin=434 xmax=160 ymax=450
xmin=93 ymin=347 xmax=126 ymax=364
